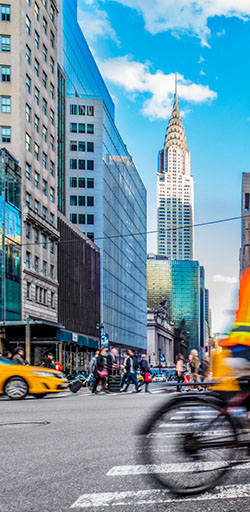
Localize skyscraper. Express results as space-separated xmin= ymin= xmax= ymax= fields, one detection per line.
xmin=240 ymin=172 xmax=250 ymax=273
xmin=157 ymin=76 xmax=194 ymax=260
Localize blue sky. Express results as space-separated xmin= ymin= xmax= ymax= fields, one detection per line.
xmin=78 ymin=0 xmax=250 ymax=333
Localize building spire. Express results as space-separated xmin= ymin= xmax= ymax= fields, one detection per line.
xmin=175 ymin=72 xmax=178 ymax=100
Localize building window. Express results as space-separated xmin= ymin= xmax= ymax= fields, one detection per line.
xmin=51 ymin=292 xmax=54 ymax=308
xmin=42 ymin=234 xmax=47 ymax=249
xmin=34 ymin=2 xmax=39 ymax=21
xmin=78 ymin=105 xmax=85 ymax=115
xmin=34 ymin=143 xmax=39 ymax=160
xmin=42 ymin=125 xmax=47 ymax=142
xmin=50 ymin=265 xmax=54 ymax=279
xmin=245 ymin=193 xmax=250 ymax=211
xmin=78 ymin=123 xmax=85 ymax=133
xmin=70 ymin=177 xmax=77 ymax=187
xmin=78 ymin=142 xmax=85 ymax=152
xmin=26 ymin=74 xmax=31 ymax=94
xmin=35 ymin=87 xmax=40 ymax=105
xmin=34 ymin=171 xmax=40 ymax=189
xmin=42 ymin=179 xmax=47 ymax=195
xmin=87 ymin=142 xmax=94 ymax=152
xmin=50 ymin=56 xmax=54 ymax=73
xmin=34 ymin=115 xmax=39 ymax=133
xmin=50 ymin=135 xmax=54 ymax=151
xmin=42 ymin=152 xmax=47 ymax=169
xmin=70 ymin=159 xmax=77 ymax=169
xmin=79 ymin=196 xmax=85 ymax=206
xmin=87 ymin=124 xmax=94 ymax=134
xmin=35 ymin=285 xmax=38 ymax=301
xmin=26 ymin=162 xmax=31 ymax=180
xmin=39 ymin=287 xmax=43 ymax=302
xmin=0 ymin=4 xmax=11 ymax=21
xmin=70 ymin=213 xmax=77 ymax=224
xmin=26 ymin=223 xmax=31 ymax=239
xmin=70 ymin=195 xmax=77 ymax=206
xmin=50 ymin=160 xmax=55 ymax=176
xmin=50 ymin=31 xmax=55 ymax=48
xmin=50 ymin=240 xmax=54 ymax=254
xmin=42 ymin=0 xmax=48 ymax=9
xmin=70 ymin=140 xmax=77 ymax=151
xmin=34 ymin=58 xmax=39 ymax=77
xmin=78 ymin=214 xmax=85 ymax=224
xmin=0 ymin=35 xmax=11 ymax=51
xmin=35 ymin=30 xmax=39 ymax=49
xmin=1 ymin=65 xmax=10 ymax=81
xmin=26 ymin=282 xmax=31 ymax=299
xmin=26 ymin=251 xmax=31 ymax=269
xmin=87 ymin=196 xmax=94 ymax=207
xmin=42 ymin=71 xmax=47 ymax=88
xmin=87 ymin=233 xmax=94 ymax=241
xmin=26 ymin=103 xmax=31 ymax=123
xmin=87 ymin=214 xmax=94 ymax=225
xmin=78 ymin=159 xmax=85 ymax=170
xmin=26 ymin=45 xmax=31 ymax=64
xmin=43 ymin=17 xmax=47 ymax=35
xmin=43 ymin=289 xmax=47 ymax=304
xmin=87 ymin=160 xmax=94 ymax=171
xmin=43 ymin=44 xmax=47 ymax=62
xmin=50 ymin=109 xmax=54 ymax=125
xmin=43 ymin=98 xmax=47 ymax=115
xmin=34 ymin=228 xmax=39 ymax=244
xmin=50 ymin=212 xmax=54 ymax=226
xmin=50 ymin=83 xmax=54 ymax=100
xmin=87 ymin=178 xmax=94 ymax=189
xmin=42 ymin=206 xmax=47 ymax=221
xmin=87 ymin=105 xmax=94 ymax=116
xmin=50 ymin=186 xmax=55 ymax=202
xmin=25 ymin=133 xmax=31 ymax=151
xmin=0 ymin=95 xmax=11 ymax=113
xmin=26 ymin=15 xmax=31 ymax=35
xmin=79 ymin=178 xmax=85 ymax=188
xmin=34 ymin=199 xmax=40 ymax=214
xmin=70 ymin=104 xmax=77 ymax=115
xmin=35 ymin=256 xmax=39 ymax=273
xmin=70 ymin=122 xmax=77 ymax=133
xmin=26 ymin=192 xmax=31 ymax=206
xmin=50 ymin=5 xmax=55 ymax=23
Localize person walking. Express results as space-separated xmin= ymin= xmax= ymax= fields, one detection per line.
xmin=190 ymin=349 xmax=202 ymax=390
xmin=92 ymin=348 xmax=108 ymax=394
xmin=3 ymin=351 xmax=12 ymax=359
xmin=120 ymin=351 xmax=129 ymax=391
xmin=107 ymin=348 xmax=118 ymax=375
xmin=140 ymin=354 xmax=151 ymax=393
xmin=12 ymin=348 xmax=27 ymax=365
xmin=123 ymin=349 xmax=139 ymax=393
xmin=43 ymin=353 xmax=56 ymax=369
xmin=176 ymin=353 xmax=184 ymax=392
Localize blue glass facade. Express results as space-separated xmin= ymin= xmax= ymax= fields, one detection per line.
xmin=57 ymin=0 xmax=114 ymax=119
xmin=147 ymin=256 xmax=201 ymax=350
xmin=0 ymin=149 xmax=21 ymax=321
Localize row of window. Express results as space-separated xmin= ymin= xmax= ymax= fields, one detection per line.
xmin=26 ymin=252 xmax=55 ymax=279
xmin=69 ymin=141 xmax=94 ymax=153
xmin=26 ymin=282 xmax=55 ymax=308
xmin=70 ymin=195 xmax=94 ymax=207
xmin=26 ymin=43 xmax=55 ymax=73
xmin=0 ymin=34 xmax=10 ymax=51
xmin=26 ymin=134 xmax=55 ymax=164
xmin=69 ymin=123 xmax=94 ymax=134
xmin=26 ymin=79 xmax=55 ymax=120
xmin=68 ymin=159 xmax=94 ymax=171
xmin=70 ymin=177 xmax=94 ymax=189
xmin=70 ymin=214 xmax=94 ymax=225
xmin=26 ymin=161 xmax=55 ymax=183
xmin=26 ymin=13 xmax=55 ymax=47
xmin=70 ymin=104 xmax=94 ymax=117
xmin=25 ymin=193 xmax=55 ymax=225
xmin=26 ymin=223 xmax=55 ymax=253
xmin=26 ymin=0 xmax=56 ymax=24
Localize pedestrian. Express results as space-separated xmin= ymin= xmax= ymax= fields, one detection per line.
xmin=176 ymin=353 xmax=184 ymax=392
xmin=12 ymin=348 xmax=27 ymax=365
xmin=201 ymin=355 xmax=210 ymax=381
xmin=43 ymin=353 xmax=56 ymax=369
xmin=122 ymin=349 xmax=139 ymax=393
xmin=3 ymin=350 xmax=12 ymax=359
xmin=92 ymin=348 xmax=108 ymax=394
xmin=107 ymin=348 xmax=118 ymax=375
xmin=140 ymin=354 xmax=152 ymax=393
xmin=190 ymin=349 xmax=202 ymax=390
xmin=120 ymin=351 xmax=129 ymax=391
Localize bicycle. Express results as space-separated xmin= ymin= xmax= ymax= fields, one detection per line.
xmin=139 ymin=374 xmax=250 ymax=496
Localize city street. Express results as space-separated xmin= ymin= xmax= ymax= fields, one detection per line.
xmin=1 ymin=384 xmax=250 ymax=512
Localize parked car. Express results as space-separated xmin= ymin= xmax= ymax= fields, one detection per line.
xmin=152 ymin=374 xmax=166 ymax=382
xmin=0 ymin=356 xmax=69 ymax=400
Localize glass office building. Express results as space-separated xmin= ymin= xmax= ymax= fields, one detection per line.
xmin=57 ymin=0 xmax=147 ymax=349
xmin=0 ymin=149 xmax=21 ymax=321
xmin=147 ymin=255 xmax=201 ymax=350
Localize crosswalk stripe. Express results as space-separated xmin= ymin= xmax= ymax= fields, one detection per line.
xmin=107 ymin=460 xmax=250 ymax=476
xmin=70 ymin=483 xmax=250 ymax=508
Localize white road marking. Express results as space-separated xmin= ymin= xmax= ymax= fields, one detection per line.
xmin=107 ymin=460 xmax=250 ymax=476
xmin=71 ymin=483 xmax=250 ymax=508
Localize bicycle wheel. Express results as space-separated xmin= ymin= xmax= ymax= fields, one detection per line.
xmin=140 ymin=395 xmax=238 ymax=496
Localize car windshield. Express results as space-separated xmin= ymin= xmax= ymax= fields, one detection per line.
xmin=0 ymin=356 xmax=16 ymax=365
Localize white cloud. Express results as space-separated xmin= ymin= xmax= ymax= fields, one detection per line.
xmin=98 ymin=55 xmax=217 ymax=119
xmin=78 ymin=2 xmax=120 ymax=45
xmin=216 ymin=28 xmax=226 ymax=37
xmin=213 ymin=274 xmax=238 ymax=284
xmin=200 ymin=70 xmax=206 ymax=75
xmin=104 ymin=0 xmax=250 ymax=45
xmin=198 ymin=56 xmax=205 ymax=64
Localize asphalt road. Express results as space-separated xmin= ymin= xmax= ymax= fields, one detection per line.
xmin=1 ymin=383 xmax=250 ymax=512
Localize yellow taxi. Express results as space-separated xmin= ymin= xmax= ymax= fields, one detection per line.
xmin=0 ymin=356 xmax=69 ymax=400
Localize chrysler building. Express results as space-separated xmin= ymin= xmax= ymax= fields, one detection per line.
xmin=157 ymin=75 xmax=194 ymax=260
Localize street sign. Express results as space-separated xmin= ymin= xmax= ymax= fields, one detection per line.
xmin=160 ymin=353 xmax=165 ymax=362
xmin=101 ymin=333 xmax=109 ymax=348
